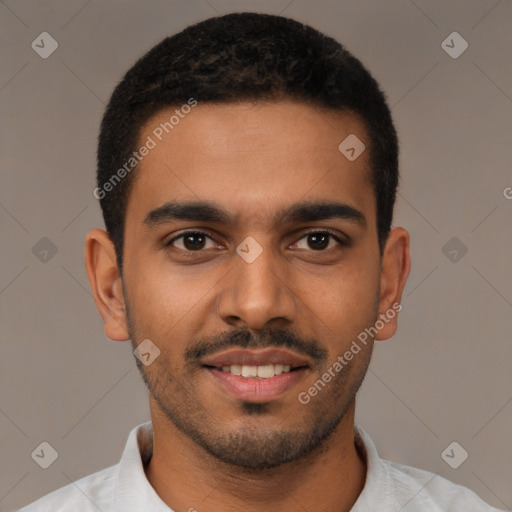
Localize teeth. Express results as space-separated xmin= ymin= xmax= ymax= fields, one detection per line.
xmin=257 ymin=364 xmax=274 ymax=378
xmin=220 ymin=364 xmax=293 ymax=378
xmin=242 ymin=365 xmax=258 ymax=378
xmin=230 ymin=364 xmax=242 ymax=376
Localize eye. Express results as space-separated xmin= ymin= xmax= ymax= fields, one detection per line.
xmin=165 ymin=231 xmax=219 ymax=251
xmin=165 ymin=229 xmax=348 ymax=254
xmin=293 ymin=230 xmax=346 ymax=251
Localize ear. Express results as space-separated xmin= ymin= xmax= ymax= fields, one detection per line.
xmin=374 ymin=227 xmax=411 ymax=341
xmin=84 ymin=229 xmax=130 ymax=341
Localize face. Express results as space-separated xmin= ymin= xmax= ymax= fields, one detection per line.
xmin=107 ymin=101 xmax=397 ymax=469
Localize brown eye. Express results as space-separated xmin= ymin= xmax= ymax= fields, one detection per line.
xmin=294 ymin=230 xmax=345 ymax=251
xmin=166 ymin=232 xmax=216 ymax=251
xmin=307 ymin=232 xmax=330 ymax=250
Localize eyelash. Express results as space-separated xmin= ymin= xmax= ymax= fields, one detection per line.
xmin=164 ymin=229 xmax=348 ymax=252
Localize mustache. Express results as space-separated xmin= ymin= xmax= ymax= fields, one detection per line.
xmin=185 ymin=328 xmax=328 ymax=364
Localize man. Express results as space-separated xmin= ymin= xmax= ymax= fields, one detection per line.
xmin=21 ymin=12 xmax=503 ymax=512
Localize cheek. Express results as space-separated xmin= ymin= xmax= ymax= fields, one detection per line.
xmin=125 ymin=262 xmax=217 ymax=344
xmin=123 ymin=247 xmax=219 ymax=357
xmin=307 ymin=258 xmax=380 ymax=328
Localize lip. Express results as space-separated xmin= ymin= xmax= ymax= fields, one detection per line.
xmin=206 ymin=366 xmax=309 ymax=402
xmin=200 ymin=347 xmax=312 ymax=369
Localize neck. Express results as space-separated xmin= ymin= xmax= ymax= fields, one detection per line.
xmin=145 ymin=398 xmax=366 ymax=512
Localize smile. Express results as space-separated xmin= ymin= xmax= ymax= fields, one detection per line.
xmin=217 ymin=363 xmax=293 ymax=378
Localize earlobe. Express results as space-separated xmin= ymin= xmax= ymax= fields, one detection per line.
xmin=375 ymin=227 xmax=411 ymax=341
xmin=84 ymin=229 xmax=130 ymax=342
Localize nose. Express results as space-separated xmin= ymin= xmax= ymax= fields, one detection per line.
xmin=216 ymin=243 xmax=297 ymax=331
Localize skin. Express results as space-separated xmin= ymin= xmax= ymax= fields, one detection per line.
xmin=85 ymin=101 xmax=411 ymax=512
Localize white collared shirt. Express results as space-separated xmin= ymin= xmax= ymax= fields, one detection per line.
xmin=20 ymin=422 xmax=504 ymax=511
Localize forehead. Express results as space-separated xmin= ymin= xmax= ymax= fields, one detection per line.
xmin=126 ymin=101 xmax=375 ymax=228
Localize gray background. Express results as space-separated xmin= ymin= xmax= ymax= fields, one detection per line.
xmin=1 ymin=0 xmax=511 ymax=510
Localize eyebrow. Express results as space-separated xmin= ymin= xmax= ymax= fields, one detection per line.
xmin=143 ymin=200 xmax=366 ymax=229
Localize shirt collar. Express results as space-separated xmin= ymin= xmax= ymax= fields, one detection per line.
xmin=113 ymin=422 xmax=384 ymax=511
xmin=114 ymin=421 xmax=172 ymax=511
xmin=351 ymin=424 xmax=392 ymax=510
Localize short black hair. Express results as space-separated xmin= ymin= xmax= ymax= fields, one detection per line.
xmin=96 ymin=12 xmax=399 ymax=273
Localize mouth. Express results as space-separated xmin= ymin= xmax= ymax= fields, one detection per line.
xmin=206 ymin=363 xmax=299 ymax=378
xmin=201 ymin=348 xmax=311 ymax=402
